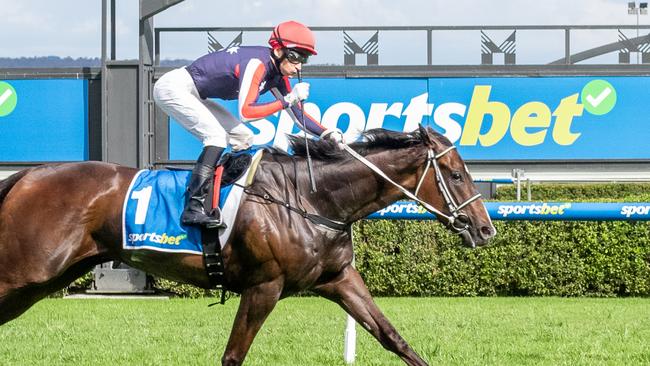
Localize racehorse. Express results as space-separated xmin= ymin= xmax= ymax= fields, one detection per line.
xmin=0 ymin=126 xmax=495 ymax=366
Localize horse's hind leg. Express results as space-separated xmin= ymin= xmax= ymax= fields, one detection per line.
xmin=313 ymin=265 xmax=429 ymax=366
xmin=0 ymin=281 xmax=54 ymax=325
xmin=221 ymin=279 xmax=283 ymax=366
xmin=0 ymin=286 xmax=48 ymax=325
xmin=0 ymin=241 xmax=105 ymax=326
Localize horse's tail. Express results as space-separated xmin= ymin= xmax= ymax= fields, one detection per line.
xmin=0 ymin=169 xmax=31 ymax=209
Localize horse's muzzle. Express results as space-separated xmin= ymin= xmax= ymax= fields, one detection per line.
xmin=453 ymin=214 xmax=496 ymax=248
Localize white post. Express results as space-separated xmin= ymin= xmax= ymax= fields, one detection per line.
xmin=512 ymin=169 xmax=522 ymax=201
xmin=344 ymin=313 xmax=357 ymax=363
xmin=344 ymin=227 xmax=357 ymax=364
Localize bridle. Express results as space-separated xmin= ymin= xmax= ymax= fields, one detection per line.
xmin=342 ymin=144 xmax=482 ymax=234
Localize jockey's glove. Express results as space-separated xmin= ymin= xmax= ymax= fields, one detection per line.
xmin=284 ymin=82 xmax=310 ymax=106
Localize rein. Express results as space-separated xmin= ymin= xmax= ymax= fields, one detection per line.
xmin=341 ymin=144 xmax=481 ymax=234
xmin=239 ymin=138 xmax=480 ymax=234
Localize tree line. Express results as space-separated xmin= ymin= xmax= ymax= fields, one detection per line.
xmin=0 ymin=56 xmax=192 ymax=68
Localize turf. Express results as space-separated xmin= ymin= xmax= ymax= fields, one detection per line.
xmin=1 ymin=297 xmax=649 ymax=365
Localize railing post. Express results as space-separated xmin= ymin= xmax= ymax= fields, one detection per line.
xmin=565 ymin=28 xmax=571 ymax=64
xmin=427 ymin=29 xmax=433 ymax=65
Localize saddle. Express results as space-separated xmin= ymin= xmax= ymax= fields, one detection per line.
xmin=205 ymin=151 xmax=253 ymax=213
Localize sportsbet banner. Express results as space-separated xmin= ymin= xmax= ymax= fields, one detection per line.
xmin=0 ymin=76 xmax=645 ymax=162
xmin=0 ymin=79 xmax=88 ymax=161
xmin=170 ymin=76 xmax=650 ymax=161
xmin=369 ymin=201 xmax=650 ymax=221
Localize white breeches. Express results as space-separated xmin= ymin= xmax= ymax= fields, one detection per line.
xmin=152 ymin=67 xmax=253 ymax=150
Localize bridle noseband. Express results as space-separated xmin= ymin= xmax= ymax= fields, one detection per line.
xmin=342 ymin=144 xmax=482 ymax=234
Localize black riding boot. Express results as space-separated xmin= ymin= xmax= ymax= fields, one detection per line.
xmin=181 ymin=146 xmax=225 ymax=228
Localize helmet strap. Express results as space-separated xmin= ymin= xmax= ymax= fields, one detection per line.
xmin=270 ymin=48 xmax=286 ymax=70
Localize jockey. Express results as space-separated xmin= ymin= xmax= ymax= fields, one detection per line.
xmin=153 ymin=20 xmax=344 ymax=228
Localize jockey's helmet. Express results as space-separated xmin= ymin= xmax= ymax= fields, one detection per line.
xmin=268 ymin=20 xmax=317 ymax=57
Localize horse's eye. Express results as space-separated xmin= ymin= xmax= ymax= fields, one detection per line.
xmin=451 ymin=171 xmax=462 ymax=181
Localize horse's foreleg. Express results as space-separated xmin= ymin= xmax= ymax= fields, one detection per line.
xmin=221 ymin=279 xmax=283 ymax=366
xmin=314 ymin=265 xmax=428 ymax=366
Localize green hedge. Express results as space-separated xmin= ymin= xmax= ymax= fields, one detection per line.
xmin=73 ymin=183 xmax=650 ymax=297
xmin=353 ymin=182 xmax=650 ymax=297
xmin=496 ymin=182 xmax=650 ymax=201
xmin=354 ymin=220 xmax=650 ymax=297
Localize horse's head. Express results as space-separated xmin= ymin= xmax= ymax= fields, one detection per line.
xmin=412 ymin=125 xmax=496 ymax=248
xmin=284 ymin=127 xmax=495 ymax=247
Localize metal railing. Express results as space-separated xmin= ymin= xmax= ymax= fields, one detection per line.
xmin=154 ymin=25 xmax=650 ymax=67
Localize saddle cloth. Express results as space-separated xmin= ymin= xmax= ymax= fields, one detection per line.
xmin=122 ymin=150 xmax=263 ymax=254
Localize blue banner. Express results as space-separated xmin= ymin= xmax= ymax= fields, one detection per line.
xmin=427 ymin=77 xmax=649 ymax=160
xmin=168 ymin=76 xmax=650 ymax=162
xmin=367 ymin=201 xmax=650 ymax=221
xmin=0 ymin=79 xmax=88 ymax=161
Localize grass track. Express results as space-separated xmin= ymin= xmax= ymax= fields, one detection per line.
xmin=1 ymin=297 xmax=649 ymax=365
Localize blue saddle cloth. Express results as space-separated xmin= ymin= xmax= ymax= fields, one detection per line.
xmin=122 ymin=150 xmax=259 ymax=255
xmin=123 ymin=170 xmax=203 ymax=254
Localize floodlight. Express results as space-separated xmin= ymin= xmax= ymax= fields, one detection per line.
xmin=640 ymin=2 xmax=648 ymax=14
xmin=629 ymin=2 xmax=637 ymax=14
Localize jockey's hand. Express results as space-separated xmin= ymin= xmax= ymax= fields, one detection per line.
xmin=284 ymin=82 xmax=310 ymax=106
xmin=321 ymin=129 xmax=346 ymax=149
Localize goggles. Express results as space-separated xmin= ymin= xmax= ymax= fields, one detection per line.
xmin=285 ymin=48 xmax=310 ymax=64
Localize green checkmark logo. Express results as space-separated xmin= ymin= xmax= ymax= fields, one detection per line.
xmin=581 ymin=79 xmax=616 ymax=115
xmin=0 ymin=81 xmax=17 ymax=117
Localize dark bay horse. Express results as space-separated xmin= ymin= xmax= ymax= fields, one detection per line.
xmin=0 ymin=126 xmax=495 ymax=365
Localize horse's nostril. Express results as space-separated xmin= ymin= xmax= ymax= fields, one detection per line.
xmin=480 ymin=226 xmax=493 ymax=238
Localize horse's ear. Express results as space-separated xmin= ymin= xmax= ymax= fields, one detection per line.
xmin=418 ymin=124 xmax=433 ymax=146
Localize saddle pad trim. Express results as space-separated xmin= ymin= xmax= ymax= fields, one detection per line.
xmin=246 ymin=150 xmax=264 ymax=186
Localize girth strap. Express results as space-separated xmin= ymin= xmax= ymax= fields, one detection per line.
xmin=241 ymin=186 xmax=349 ymax=231
xmin=201 ymin=226 xmax=227 ymax=304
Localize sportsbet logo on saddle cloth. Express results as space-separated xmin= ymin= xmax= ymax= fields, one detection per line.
xmin=122 ymin=150 xmax=263 ymax=254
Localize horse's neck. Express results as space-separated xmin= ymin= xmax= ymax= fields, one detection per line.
xmin=307 ymin=147 xmax=423 ymax=223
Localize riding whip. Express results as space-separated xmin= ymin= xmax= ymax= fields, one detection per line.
xmin=296 ymin=70 xmax=317 ymax=192
xmin=271 ymin=81 xmax=317 ymax=193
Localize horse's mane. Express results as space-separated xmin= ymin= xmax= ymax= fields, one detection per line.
xmin=266 ymin=128 xmax=451 ymax=160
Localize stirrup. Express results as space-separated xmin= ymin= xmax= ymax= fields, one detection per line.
xmin=204 ymin=221 xmax=225 ymax=229
xmin=181 ymin=206 xmax=225 ymax=228
xmin=205 ymin=207 xmax=226 ymax=229
xmin=182 ymin=213 xmax=225 ymax=228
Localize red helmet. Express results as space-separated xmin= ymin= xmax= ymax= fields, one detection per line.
xmin=268 ymin=21 xmax=317 ymax=55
